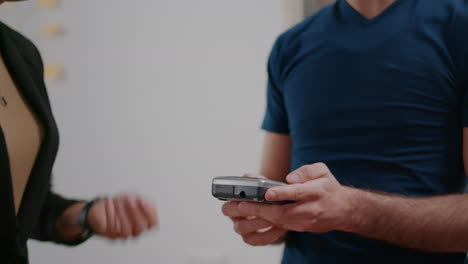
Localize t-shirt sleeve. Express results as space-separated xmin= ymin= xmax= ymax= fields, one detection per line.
xmin=452 ymin=1 xmax=468 ymax=126
xmin=261 ymin=38 xmax=290 ymax=134
xmin=463 ymin=80 xmax=468 ymax=127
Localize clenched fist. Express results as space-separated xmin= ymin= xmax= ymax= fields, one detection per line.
xmin=88 ymin=194 xmax=158 ymax=239
xmin=57 ymin=193 xmax=158 ymax=241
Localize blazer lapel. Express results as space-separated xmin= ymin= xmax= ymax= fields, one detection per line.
xmin=0 ymin=23 xmax=59 ymax=230
xmin=0 ymin=28 xmax=53 ymax=125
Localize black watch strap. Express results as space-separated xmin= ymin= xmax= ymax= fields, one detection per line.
xmin=78 ymin=198 xmax=104 ymax=239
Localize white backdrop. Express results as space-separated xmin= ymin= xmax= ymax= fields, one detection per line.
xmin=0 ymin=1 xmax=284 ymax=263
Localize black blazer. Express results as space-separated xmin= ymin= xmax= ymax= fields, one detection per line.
xmin=0 ymin=22 xmax=81 ymax=264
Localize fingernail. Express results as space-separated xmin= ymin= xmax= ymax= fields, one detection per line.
xmin=266 ymin=190 xmax=276 ymax=200
xmin=238 ymin=202 xmax=248 ymax=212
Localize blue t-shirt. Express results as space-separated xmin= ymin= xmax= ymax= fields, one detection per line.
xmin=262 ymin=0 xmax=468 ymax=263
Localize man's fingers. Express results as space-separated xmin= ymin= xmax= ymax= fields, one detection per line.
xmin=237 ymin=202 xmax=284 ymax=223
xmin=223 ymin=202 xmax=283 ymax=223
xmin=222 ymin=202 xmax=241 ymax=217
xmin=234 ymin=218 xmax=273 ymax=235
xmin=223 ymin=202 xmax=266 ymax=218
xmin=223 ymin=200 xmax=287 ymax=225
xmin=286 ymin=163 xmax=330 ymax=184
xmin=243 ymin=173 xmax=266 ymax=179
xmin=265 ymin=180 xmax=323 ymax=201
xmin=230 ymin=216 xmax=244 ymax=222
xmin=243 ymin=227 xmax=286 ymax=246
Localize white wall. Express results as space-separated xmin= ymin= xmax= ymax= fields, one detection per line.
xmin=0 ymin=1 xmax=283 ymax=263
xmin=280 ymin=0 xmax=304 ymax=30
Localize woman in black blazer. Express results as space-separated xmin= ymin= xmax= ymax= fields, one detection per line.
xmin=0 ymin=2 xmax=158 ymax=264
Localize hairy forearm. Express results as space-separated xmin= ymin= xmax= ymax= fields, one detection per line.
xmin=346 ymin=187 xmax=468 ymax=252
xmin=55 ymin=202 xmax=86 ymax=242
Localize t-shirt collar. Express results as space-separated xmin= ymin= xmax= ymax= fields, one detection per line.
xmin=337 ymin=0 xmax=402 ymax=25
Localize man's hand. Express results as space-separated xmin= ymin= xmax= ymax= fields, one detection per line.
xmin=226 ymin=160 xmax=468 ymax=252
xmin=223 ymin=164 xmax=355 ymax=234
xmin=222 ymin=174 xmax=288 ymax=246
xmin=88 ymin=194 xmax=158 ymax=239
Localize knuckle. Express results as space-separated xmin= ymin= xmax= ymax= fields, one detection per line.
xmin=308 ymin=209 xmax=319 ymax=219
xmin=284 ymin=206 xmax=299 ymax=217
xmin=314 ymin=205 xmax=324 ymax=217
xmin=221 ymin=204 xmax=230 ymax=216
xmin=315 ymin=188 xmax=325 ymax=197
xmin=297 ymin=166 xmax=309 ymax=176
xmin=294 ymin=187 xmax=303 ymax=200
xmin=271 ymin=208 xmax=285 ymax=223
xmin=307 ymin=206 xmax=322 ymax=219
xmin=315 ymin=163 xmax=329 ymax=175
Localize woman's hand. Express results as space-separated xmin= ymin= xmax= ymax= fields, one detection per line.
xmin=88 ymin=194 xmax=158 ymax=239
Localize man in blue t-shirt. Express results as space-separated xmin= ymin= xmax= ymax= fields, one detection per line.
xmin=221 ymin=0 xmax=468 ymax=263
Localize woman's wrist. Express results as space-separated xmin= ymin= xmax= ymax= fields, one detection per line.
xmin=56 ymin=202 xmax=87 ymax=242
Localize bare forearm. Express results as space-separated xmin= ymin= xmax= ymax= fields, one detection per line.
xmin=346 ymin=188 xmax=468 ymax=252
xmin=55 ymin=202 xmax=86 ymax=242
xmin=260 ymin=132 xmax=291 ymax=182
